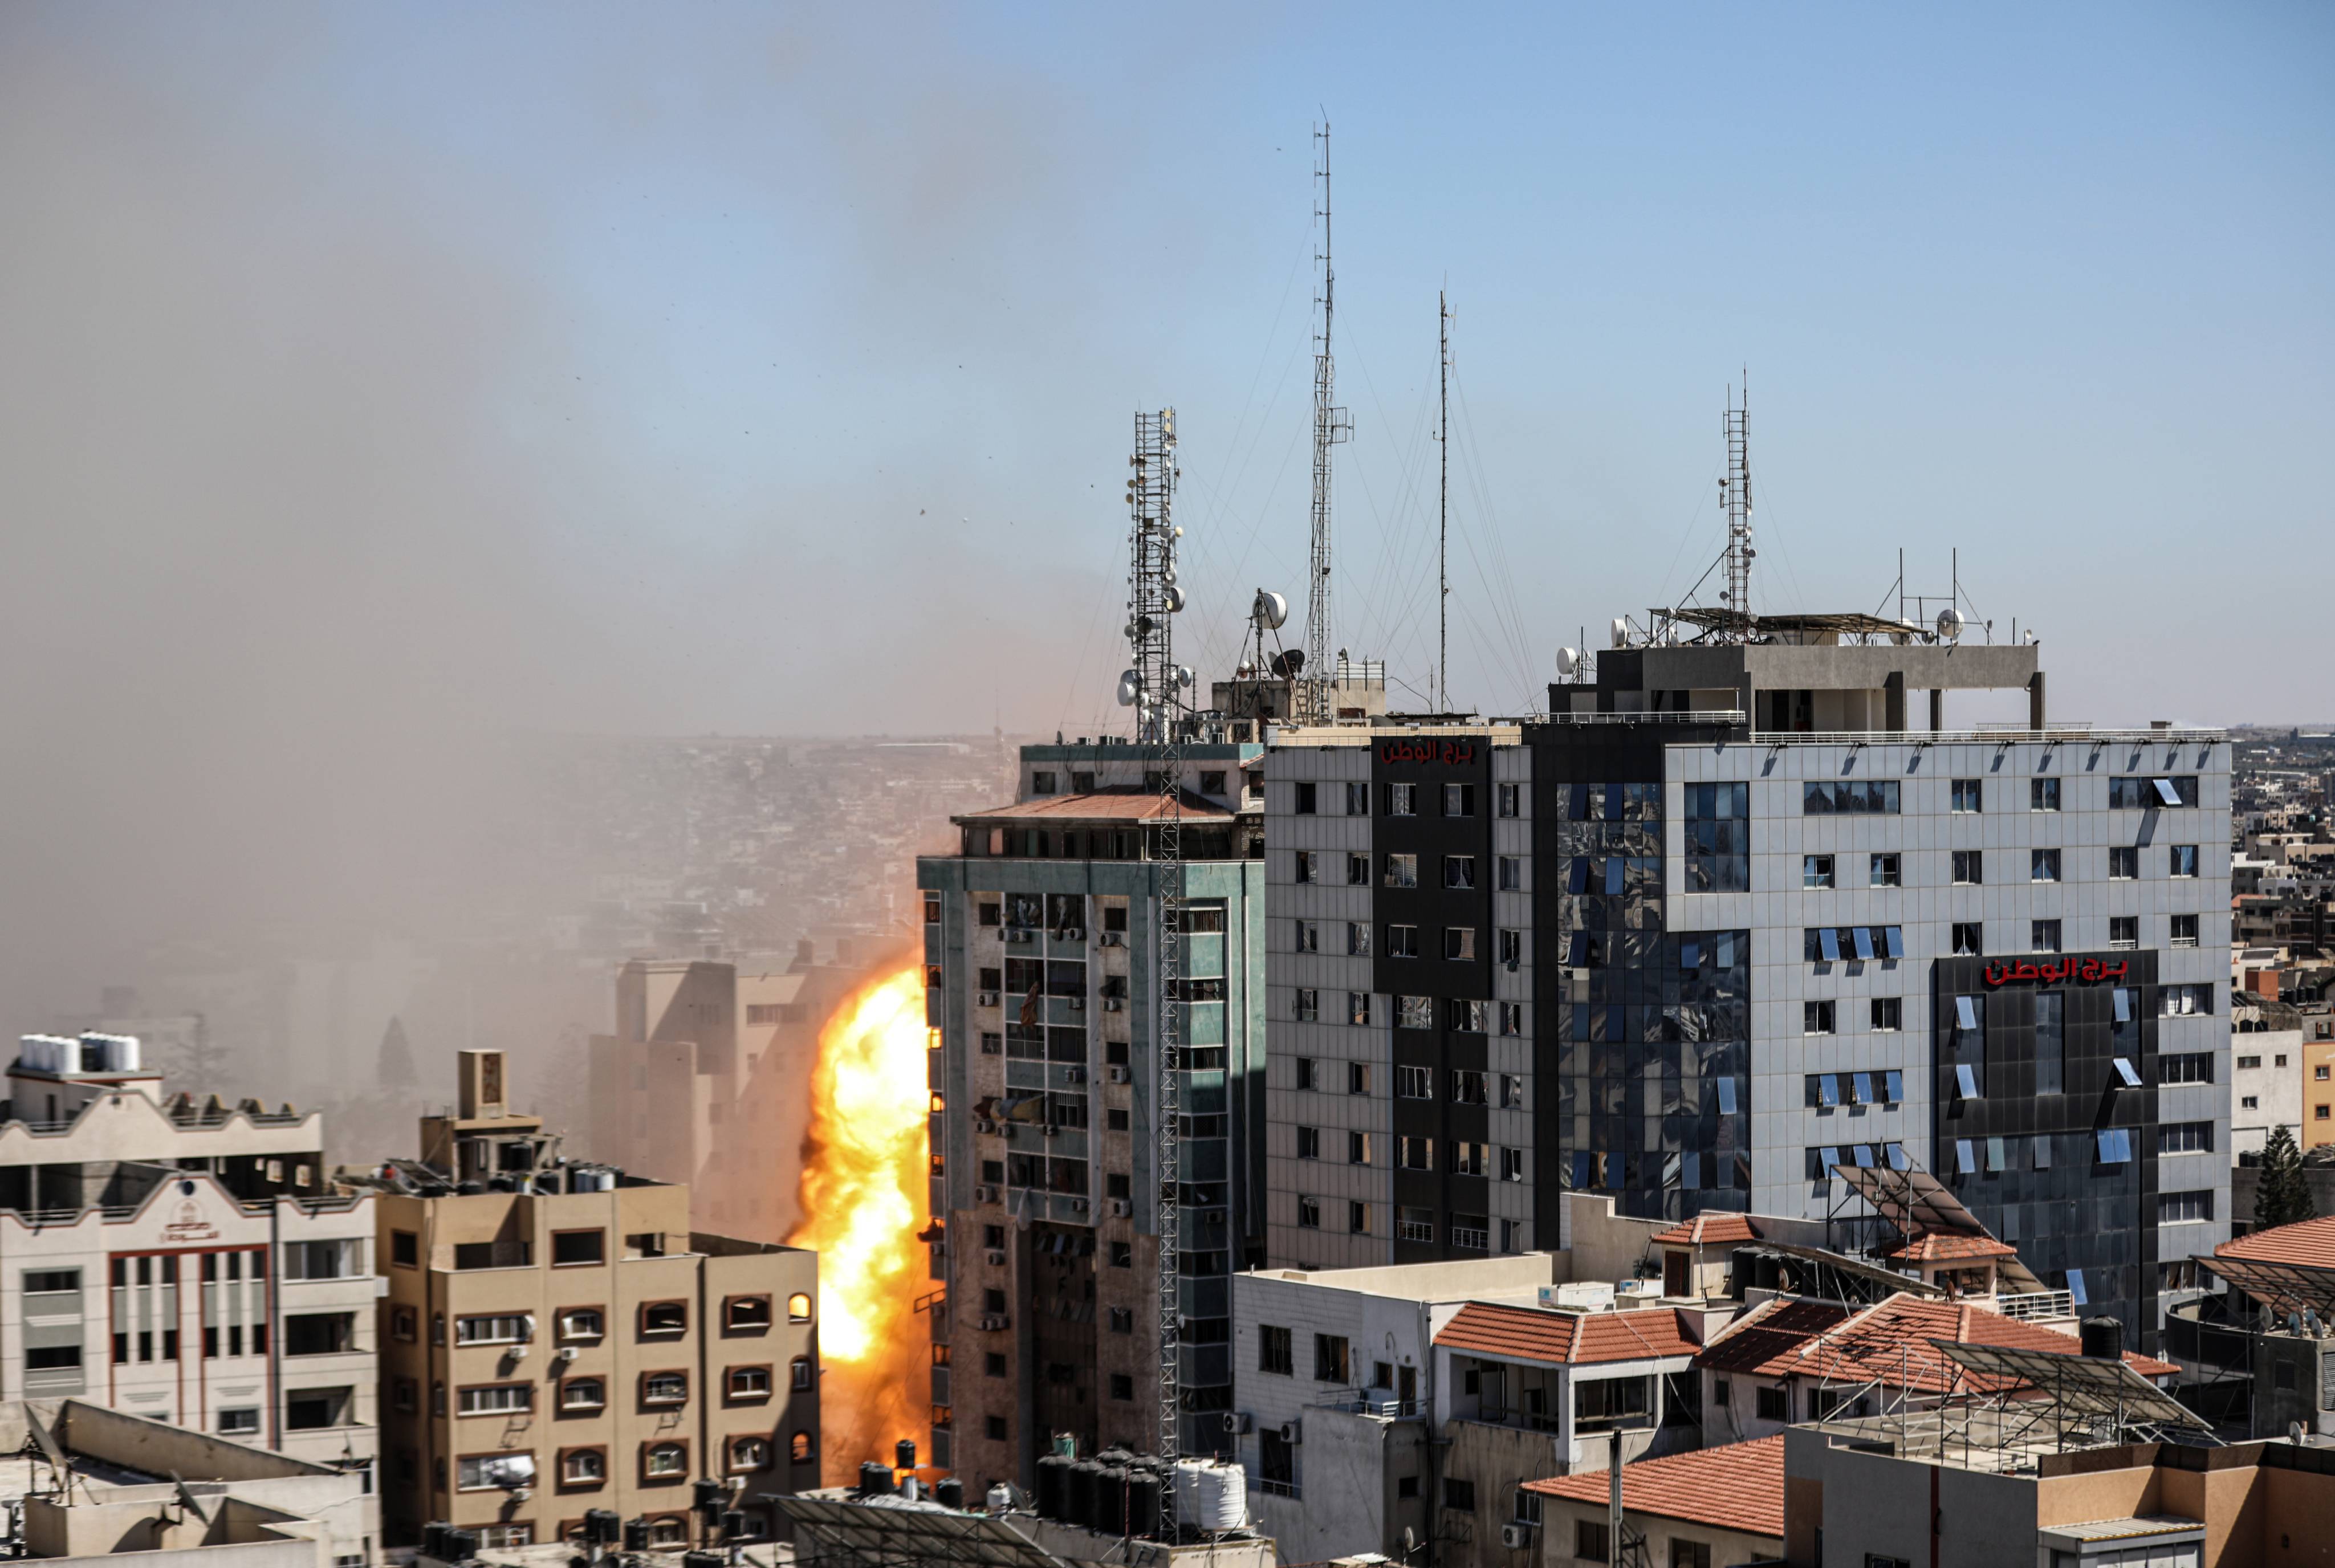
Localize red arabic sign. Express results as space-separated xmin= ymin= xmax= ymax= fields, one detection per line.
xmin=1378 ymin=739 xmax=1477 ymax=766
xmin=1982 ymin=958 xmax=2129 ymax=988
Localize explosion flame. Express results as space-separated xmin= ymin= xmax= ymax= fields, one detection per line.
xmin=786 ymin=966 xmax=933 ymax=1485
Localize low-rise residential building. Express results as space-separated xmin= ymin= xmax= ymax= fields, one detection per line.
xmin=0 ymin=1399 xmax=380 ymax=1568
xmin=0 ymin=1033 xmax=377 ymax=1490
xmin=2229 ymin=1005 xmax=2304 ymax=1160
xmin=1524 ymin=1434 xmax=1784 ymax=1568
xmin=344 ymin=1049 xmax=819 ymax=1551
xmin=2309 ymin=1032 xmax=2335 ymax=1149
xmin=2165 ymin=1214 xmax=2335 ymax=1440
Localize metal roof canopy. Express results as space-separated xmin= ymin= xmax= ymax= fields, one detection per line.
xmin=769 ymin=1497 xmax=1097 ymax=1568
xmin=1649 ymin=608 xmax=1925 ymax=640
xmin=1737 ymin=1240 xmax=1946 ymax=1304
xmin=1830 ymin=1160 xmax=2051 ymax=1294
xmin=2196 ymin=1253 xmax=2335 ymax=1319
xmin=1928 ymin=1341 xmax=2206 ymax=1431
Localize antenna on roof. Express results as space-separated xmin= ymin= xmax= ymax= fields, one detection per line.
xmin=1437 ymin=290 xmax=1452 ymax=712
xmin=1297 ymin=120 xmax=1350 ymax=723
xmin=1718 ymin=373 xmax=1754 ymax=642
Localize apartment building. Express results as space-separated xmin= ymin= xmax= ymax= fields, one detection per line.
xmin=0 ymin=1033 xmax=379 ymax=1521
xmin=586 ymin=947 xmax=862 ymax=1243
xmin=916 ymin=739 xmax=1267 ymax=1489
xmin=350 ymin=1050 xmax=818 ymax=1550
xmin=1262 ymin=621 xmax=2231 ymax=1354
xmin=2230 ymin=1004 xmax=2304 ymax=1159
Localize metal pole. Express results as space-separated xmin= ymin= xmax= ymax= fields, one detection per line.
xmin=1437 ymin=291 xmax=1448 ymax=713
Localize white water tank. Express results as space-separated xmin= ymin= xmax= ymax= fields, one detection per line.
xmin=986 ymin=1483 xmax=1014 ymax=1516
xmin=1173 ymin=1459 xmax=1247 ymax=1533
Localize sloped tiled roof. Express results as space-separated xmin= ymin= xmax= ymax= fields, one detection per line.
xmin=1888 ymin=1233 xmax=2019 ymax=1263
xmin=1651 ymin=1212 xmax=1760 ymax=1247
xmin=1524 ymin=1434 xmax=1785 ymax=1538
xmin=1434 ymin=1302 xmax=1700 ymax=1366
xmin=2215 ymin=1215 xmax=2335 ymax=1270
xmin=1694 ymin=1291 xmax=2175 ymax=1391
xmin=1694 ymin=1297 xmax=1854 ymax=1374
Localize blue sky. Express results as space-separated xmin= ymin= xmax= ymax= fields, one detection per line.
xmin=5 ymin=1 xmax=2330 ymax=746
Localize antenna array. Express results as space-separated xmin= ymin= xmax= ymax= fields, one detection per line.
xmin=1718 ymin=385 xmax=1753 ymax=640
xmin=1299 ymin=122 xmax=1350 ymax=722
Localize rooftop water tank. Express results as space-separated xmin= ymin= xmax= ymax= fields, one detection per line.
xmin=1172 ymin=1459 xmax=1247 ymax=1533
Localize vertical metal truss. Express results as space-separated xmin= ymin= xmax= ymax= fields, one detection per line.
xmin=1126 ymin=408 xmax=1185 ymax=1528
xmin=1300 ymin=121 xmax=1346 ymax=723
xmin=1719 ymin=392 xmax=1752 ymax=640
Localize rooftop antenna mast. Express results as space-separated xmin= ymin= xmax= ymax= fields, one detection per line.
xmin=1121 ymin=408 xmax=1186 ymax=1529
xmin=1438 ymin=291 xmax=1451 ymax=712
xmin=1300 ymin=121 xmax=1350 ymax=722
xmin=1718 ymin=376 xmax=1754 ymax=642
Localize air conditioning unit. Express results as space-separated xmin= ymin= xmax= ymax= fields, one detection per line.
xmin=1278 ymin=1420 xmax=1301 ymax=1445
xmin=984 ymin=1249 xmax=1006 ymax=1266
xmin=1071 ymin=1198 xmax=1090 ymax=1213
xmin=979 ymin=1314 xmax=1009 ymax=1331
xmin=1108 ymin=1066 xmax=1130 ymax=1084
xmin=1062 ymin=1066 xmax=1087 ymax=1084
xmin=1068 ymin=998 xmax=1086 ymax=1012
xmin=1104 ymin=998 xmax=1124 ymax=1013
xmin=510 ymin=1488 xmax=533 ymax=1504
xmin=1221 ymin=1411 xmax=1252 ymax=1435
xmin=507 ymin=1345 xmax=528 ymax=1362
xmin=1109 ymin=1199 xmax=1130 ymax=1218
xmin=555 ymin=1345 xmax=578 ymax=1363
xmin=1099 ymin=931 xmax=1124 ymax=947
xmin=1063 ymin=928 xmax=1085 ymax=942
xmin=974 ymin=1184 xmax=998 ymax=1203
xmin=977 ymin=991 xmax=999 ymax=1007
xmin=975 ymin=1119 xmax=997 ymax=1135
xmin=1500 ymin=1522 xmax=1532 ymax=1550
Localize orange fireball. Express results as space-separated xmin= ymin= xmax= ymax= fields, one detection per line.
xmin=787 ymin=967 xmax=932 ymax=1484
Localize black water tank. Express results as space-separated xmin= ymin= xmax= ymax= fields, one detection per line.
xmin=2080 ymin=1316 xmax=2125 ymax=1362
xmin=857 ymin=1460 xmax=896 ymax=1495
xmin=895 ymin=1439 xmax=918 ymax=1472
xmin=1068 ymin=1458 xmax=1104 ymax=1529
xmin=935 ymin=1477 xmax=965 ymax=1510
xmin=1035 ymin=1452 xmax=1072 ymax=1519
xmin=1093 ymin=1456 xmax=1128 ymax=1536
xmin=581 ymin=1509 xmax=620 ymax=1545
xmin=444 ymin=1530 xmax=477 ymax=1563
xmin=1124 ymin=1462 xmax=1161 ymax=1539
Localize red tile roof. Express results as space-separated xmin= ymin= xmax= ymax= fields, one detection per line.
xmin=1434 ymin=1302 xmax=1701 ymax=1366
xmin=955 ymin=789 xmax=1232 ymax=824
xmin=1693 ymin=1291 xmax=2175 ymax=1391
xmin=2215 ymin=1215 xmax=2335 ymax=1270
xmin=1524 ymin=1434 xmax=1785 ymax=1539
xmin=1651 ymin=1212 xmax=1761 ymax=1247
xmin=1887 ymin=1233 xmax=2019 ymax=1263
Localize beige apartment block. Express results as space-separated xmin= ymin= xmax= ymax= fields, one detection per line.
xmin=586 ymin=950 xmax=861 ymax=1243
xmin=349 ymin=1050 xmax=819 ymax=1552
xmin=0 ymin=1031 xmax=379 ymax=1566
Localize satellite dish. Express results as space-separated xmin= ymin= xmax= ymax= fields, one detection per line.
xmin=1556 ymin=646 xmax=1581 ymax=677
xmin=1936 ymin=606 xmax=1965 ymax=642
xmin=1115 ymin=671 xmax=1141 ymax=707
xmin=1609 ymin=618 xmax=1630 ymax=649
xmin=1162 ymin=584 xmax=1186 ymax=613
xmin=1174 ymin=666 xmax=1194 ymax=689
xmin=1251 ymin=589 xmax=1288 ymax=630
xmin=1268 ymin=649 xmax=1305 ymax=679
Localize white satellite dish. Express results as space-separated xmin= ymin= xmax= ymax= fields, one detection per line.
xmin=1936 ymin=606 xmax=1965 ymax=642
xmin=1115 ymin=671 xmax=1141 ymax=707
xmin=1251 ymin=589 xmax=1289 ymax=630
xmin=1609 ymin=618 xmax=1630 ymax=649
xmin=1162 ymin=584 xmax=1186 ymax=613
xmin=1556 ymin=647 xmax=1582 ymax=678
xmin=1174 ymin=666 xmax=1195 ymax=689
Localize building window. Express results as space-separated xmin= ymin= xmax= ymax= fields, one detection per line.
xmin=1871 ymin=997 xmax=1902 ymax=1032
xmin=1296 ymin=1126 xmax=1320 ymax=1159
xmin=1575 ymin=1520 xmax=1610 ymax=1562
xmin=1296 ymin=1195 xmax=1320 ymax=1229
xmin=1109 ymin=1242 xmax=1132 ymax=1267
xmin=1951 ymin=849 xmax=1983 ymax=885
xmin=457 ymin=1384 xmax=533 ymax=1416
xmin=641 ymin=1371 xmax=688 ymax=1406
xmin=639 ymin=1301 xmax=686 ymax=1335
xmin=1952 ymin=922 xmax=1984 ymax=956
xmin=729 ymin=1436 xmax=770 ymax=1472
xmin=2159 ymin=1122 xmax=2214 ymax=1154
xmin=1498 ymin=856 xmax=1523 ymax=891
xmin=1446 ymin=997 xmax=1489 ymax=1032
xmin=1451 ymin=1069 xmax=1488 ymax=1105
xmin=727 ymin=1366 xmax=772 ymax=1400
xmin=1108 ymin=1374 xmax=1133 ymax=1402
xmin=2110 ymin=775 xmax=2198 ymax=808
xmin=1397 ymin=1207 xmax=1434 ymax=1243
xmin=1348 ymin=1131 xmax=1370 ymax=1165
xmin=1388 ymin=924 xmax=1419 ymax=958
xmin=1804 ymin=854 xmax=1834 ymax=890
xmin=1444 ymin=856 xmax=1476 ymax=890
xmin=1347 ymin=922 xmax=1372 ymax=955
xmin=724 ymin=1296 xmax=771 ymax=1331
xmin=1500 ymin=1073 xmax=1526 ymax=1108
xmin=390 ymin=1231 xmax=418 ymax=1267
xmin=1951 ymin=779 xmax=1983 ymax=812
xmin=1313 ymin=1334 xmax=1350 ymax=1383
xmin=2109 ymin=916 xmax=2139 ymax=949
xmin=2031 ymin=848 xmax=2061 ymax=882
xmin=1345 ymin=780 xmax=1367 ymax=814
xmin=2159 ymin=1052 xmax=2214 ymax=1085
xmin=1500 ymin=1001 xmax=1523 ymax=1035
xmin=1107 ymin=1309 xmax=1133 ymax=1335
xmin=1444 ymin=783 xmax=1475 ymax=817
xmin=1293 ymin=851 xmax=1315 ymax=884
xmin=1348 ymin=1202 xmax=1370 ymax=1235
xmin=218 ymin=1407 xmax=260 ymax=1437
xmin=1295 ymin=1056 xmax=1320 ymax=1090
xmin=1349 ymin=1061 xmax=1372 ymax=1095
xmin=1294 ymin=988 xmax=1318 ymax=1022
xmin=1259 ymin=1325 xmax=1293 ymax=1375
xmin=2170 ymin=914 xmax=2199 ymax=947
xmin=1804 ymin=780 xmax=1899 ymax=814
xmin=560 ymin=1448 xmax=607 ymax=1487
xmin=1397 ymin=1065 xmax=1433 ymax=1099
xmin=1387 ymin=781 xmax=1417 ymax=816
xmin=559 ymin=1378 xmax=606 ymax=1412
xmin=1384 ymin=853 xmax=1419 ymax=888
xmin=1347 ymin=853 xmax=1369 ymax=885
xmin=1448 ymin=1142 xmax=1488 ymax=1176
xmin=1294 ymin=781 xmax=1317 ymax=815
xmin=1671 ymin=1543 xmax=1712 ymax=1568
xmin=2110 ymin=846 xmax=2139 ymax=879
xmin=1756 ymin=1386 xmax=1789 ymax=1422
xmin=646 ymin=1518 xmax=688 ymax=1548
xmin=1498 ymin=781 xmax=1520 ymax=817
xmin=795 ymin=1431 xmax=819 ymax=1461
xmin=1869 ymin=853 xmax=1901 ymax=887
xmin=1445 ymin=927 xmax=1476 ymax=961
xmin=1396 ymin=994 xmax=1431 ymax=1028
xmin=456 ymin=1453 xmax=536 ymax=1491
xmin=2031 ymin=920 xmax=2062 ymax=953
xmin=455 ymin=1314 xmax=532 ymax=1346
xmin=1296 ymin=921 xmax=1319 ymax=953
xmin=550 ymin=1230 xmax=605 ymax=1267
xmin=642 ymin=1443 xmax=688 ymax=1480
xmin=2159 ymin=1191 xmax=2214 ymax=1224
xmin=1500 ymin=1147 xmax=1525 ymax=1183
xmin=2170 ymin=844 xmax=2199 ymax=877
xmin=2031 ymin=777 xmax=2060 ymax=811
